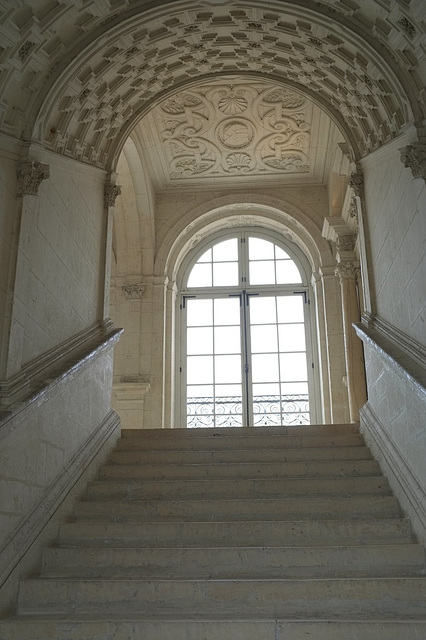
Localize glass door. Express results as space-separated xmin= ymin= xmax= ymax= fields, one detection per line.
xmin=180 ymin=230 xmax=315 ymax=428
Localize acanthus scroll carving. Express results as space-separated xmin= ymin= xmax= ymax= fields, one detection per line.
xmin=399 ymin=143 xmax=426 ymax=181
xmin=335 ymin=262 xmax=360 ymax=281
xmin=104 ymin=184 xmax=122 ymax=208
xmin=348 ymin=172 xmax=364 ymax=199
xmin=17 ymin=161 xmax=50 ymax=196
xmin=336 ymin=234 xmax=357 ymax=253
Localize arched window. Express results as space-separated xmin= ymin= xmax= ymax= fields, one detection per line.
xmin=179 ymin=229 xmax=317 ymax=427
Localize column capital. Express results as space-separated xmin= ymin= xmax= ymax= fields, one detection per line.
xmin=335 ymin=261 xmax=360 ymax=281
xmin=16 ymin=160 xmax=50 ymax=196
xmin=399 ymin=143 xmax=426 ymax=181
xmin=104 ymin=183 xmax=122 ymax=208
xmin=122 ymin=283 xmax=146 ymax=300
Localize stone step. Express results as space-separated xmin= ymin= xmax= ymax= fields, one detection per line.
xmin=74 ymin=495 xmax=401 ymax=522
xmin=121 ymin=424 xmax=360 ymax=438
xmin=99 ymin=458 xmax=381 ymax=480
xmin=109 ymin=445 xmax=373 ymax=465
xmin=86 ymin=475 xmax=390 ymax=501
xmin=41 ymin=543 xmax=426 ymax=579
xmin=17 ymin=576 xmax=426 ymax=617
xmin=59 ymin=518 xmax=413 ymax=548
xmin=2 ymin=618 xmax=426 ymax=640
xmin=115 ymin=432 xmax=365 ymax=451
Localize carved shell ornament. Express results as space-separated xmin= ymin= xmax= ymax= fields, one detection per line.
xmin=218 ymin=90 xmax=248 ymax=115
xmin=226 ymin=153 xmax=253 ymax=173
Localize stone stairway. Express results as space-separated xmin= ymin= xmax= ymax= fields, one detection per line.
xmin=2 ymin=423 xmax=426 ymax=639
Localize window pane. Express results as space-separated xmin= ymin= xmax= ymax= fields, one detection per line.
xmin=187 ymin=299 xmax=213 ymax=326
xmin=249 ymin=260 xmax=275 ymax=285
xmin=277 ymin=296 xmax=304 ymax=323
xmin=187 ymin=263 xmax=212 ymax=288
xmin=275 ymin=246 xmax=290 ymax=259
xmin=214 ymin=355 xmax=242 ymax=383
xmin=253 ymin=383 xmax=280 ymax=396
xmin=249 ymin=237 xmax=274 ymax=260
xmin=214 ymin=326 xmax=241 ymax=354
xmin=213 ymin=262 xmax=238 ymax=286
xmin=187 ymin=385 xmax=213 ymax=398
xmin=251 ymin=353 xmax=279 ymax=383
xmin=214 ymin=298 xmax=240 ymax=325
xmin=213 ymin=238 xmax=238 ymax=262
xmin=187 ymin=327 xmax=213 ymax=354
xmin=250 ymin=324 xmax=278 ymax=353
xmin=187 ymin=355 xmax=213 ymax=384
xmin=215 ymin=384 xmax=242 ymax=397
xmin=280 ymin=352 xmax=308 ymax=382
xmin=278 ymin=324 xmax=306 ymax=352
xmin=198 ymin=248 xmax=212 ymax=263
xmin=249 ymin=296 xmax=276 ymax=325
xmin=276 ymin=260 xmax=302 ymax=284
xmin=281 ymin=382 xmax=309 ymax=396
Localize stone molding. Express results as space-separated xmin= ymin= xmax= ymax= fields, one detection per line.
xmin=104 ymin=183 xmax=122 ymax=207
xmin=334 ymin=261 xmax=360 ymax=280
xmin=0 ymin=323 xmax=122 ymax=416
xmin=360 ymin=402 xmax=426 ymax=546
xmin=121 ymin=283 xmax=146 ymax=300
xmin=399 ymin=143 xmax=426 ymax=181
xmin=16 ymin=160 xmax=50 ymax=196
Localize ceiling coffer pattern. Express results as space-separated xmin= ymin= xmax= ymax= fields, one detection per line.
xmin=0 ymin=1 xmax=424 ymax=169
xmin=155 ymin=85 xmax=310 ymax=181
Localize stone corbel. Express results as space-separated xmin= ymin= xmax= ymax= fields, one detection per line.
xmin=104 ymin=183 xmax=122 ymax=208
xmin=17 ymin=160 xmax=50 ymax=196
xmin=399 ymin=143 xmax=426 ymax=181
xmin=122 ymin=284 xmax=146 ymax=300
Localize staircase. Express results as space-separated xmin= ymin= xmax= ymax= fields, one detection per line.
xmin=2 ymin=423 xmax=426 ymax=639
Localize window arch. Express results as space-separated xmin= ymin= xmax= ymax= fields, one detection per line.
xmin=178 ymin=228 xmax=318 ymax=428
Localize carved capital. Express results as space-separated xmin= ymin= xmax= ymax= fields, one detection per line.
xmin=399 ymin=143 xmax=426 ymax=181
xmin=104 ymin=184 xmax=122 ymax=208
xmin=335 ymin=261 xmax=360 ymax=281
xmin=17 ymin=161 xmax=50 ymax=196
xmin=336 ymin=234 xmax=357 ymax=253
xmin=348 ymin=172 xmax=364 ymax=198
xmin=122 ymin=284 xmax=146 ymax=300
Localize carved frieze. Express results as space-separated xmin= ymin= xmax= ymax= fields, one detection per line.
xmin=400 ymin=143 xmax=426 ymax=181
xmin=122 ymin=284 xmax=146 ymax=300
xmin=336 ymin=234 xmax=357 ymax=253
xmin=348 ymin=172 xmax=364 ymax=199
xmin=16 ymin=161 xmax=50 ymax=196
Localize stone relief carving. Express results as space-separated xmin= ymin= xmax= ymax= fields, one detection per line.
xmin=348 ymin=172 xmax=364 ymax=199
xmin=104 ymin=184 xmax=122 ymax=208
xmin=122 ymin=284 xmax=146 ymax=300
xmin=348 ymin=197 xmax=358 ymax=220
xmin=335 ymin=262 xmax=360 ymax=280
xmin=16 ymin=161 xmax=50 ymax=196
xmin=400 ymin=143 xmax=426 ymax=181
xmin=336 ymin=234 xmax=357 ymax=253
xmin=157 ymin=83 xmax=311 ymax=181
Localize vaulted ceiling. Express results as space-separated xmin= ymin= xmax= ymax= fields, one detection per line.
xmin=0 ymin=0 xmax=425 ymax=173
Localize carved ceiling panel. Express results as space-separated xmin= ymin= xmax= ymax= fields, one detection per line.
xmin=137 ymin=81 xmax=332 ymax=188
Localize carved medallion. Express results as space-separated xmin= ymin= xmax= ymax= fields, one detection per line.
xmin=217 ymin=119 xmax=255 ymax=149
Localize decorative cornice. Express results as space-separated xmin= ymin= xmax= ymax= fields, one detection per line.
xmin=335 ymin=261 xmax=360 ymax=280
xmin=16 ymin=160 xmax=50 ymax=196
xmin=104 ymin=184 xmax=122 ymax=208
xmin=348 ymin=171 xmax=364 ymax=199
xmin=399 ymin=143 xmax=426 ymax=181
xmin=122 ymin=283 xmax=146 ymax=300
